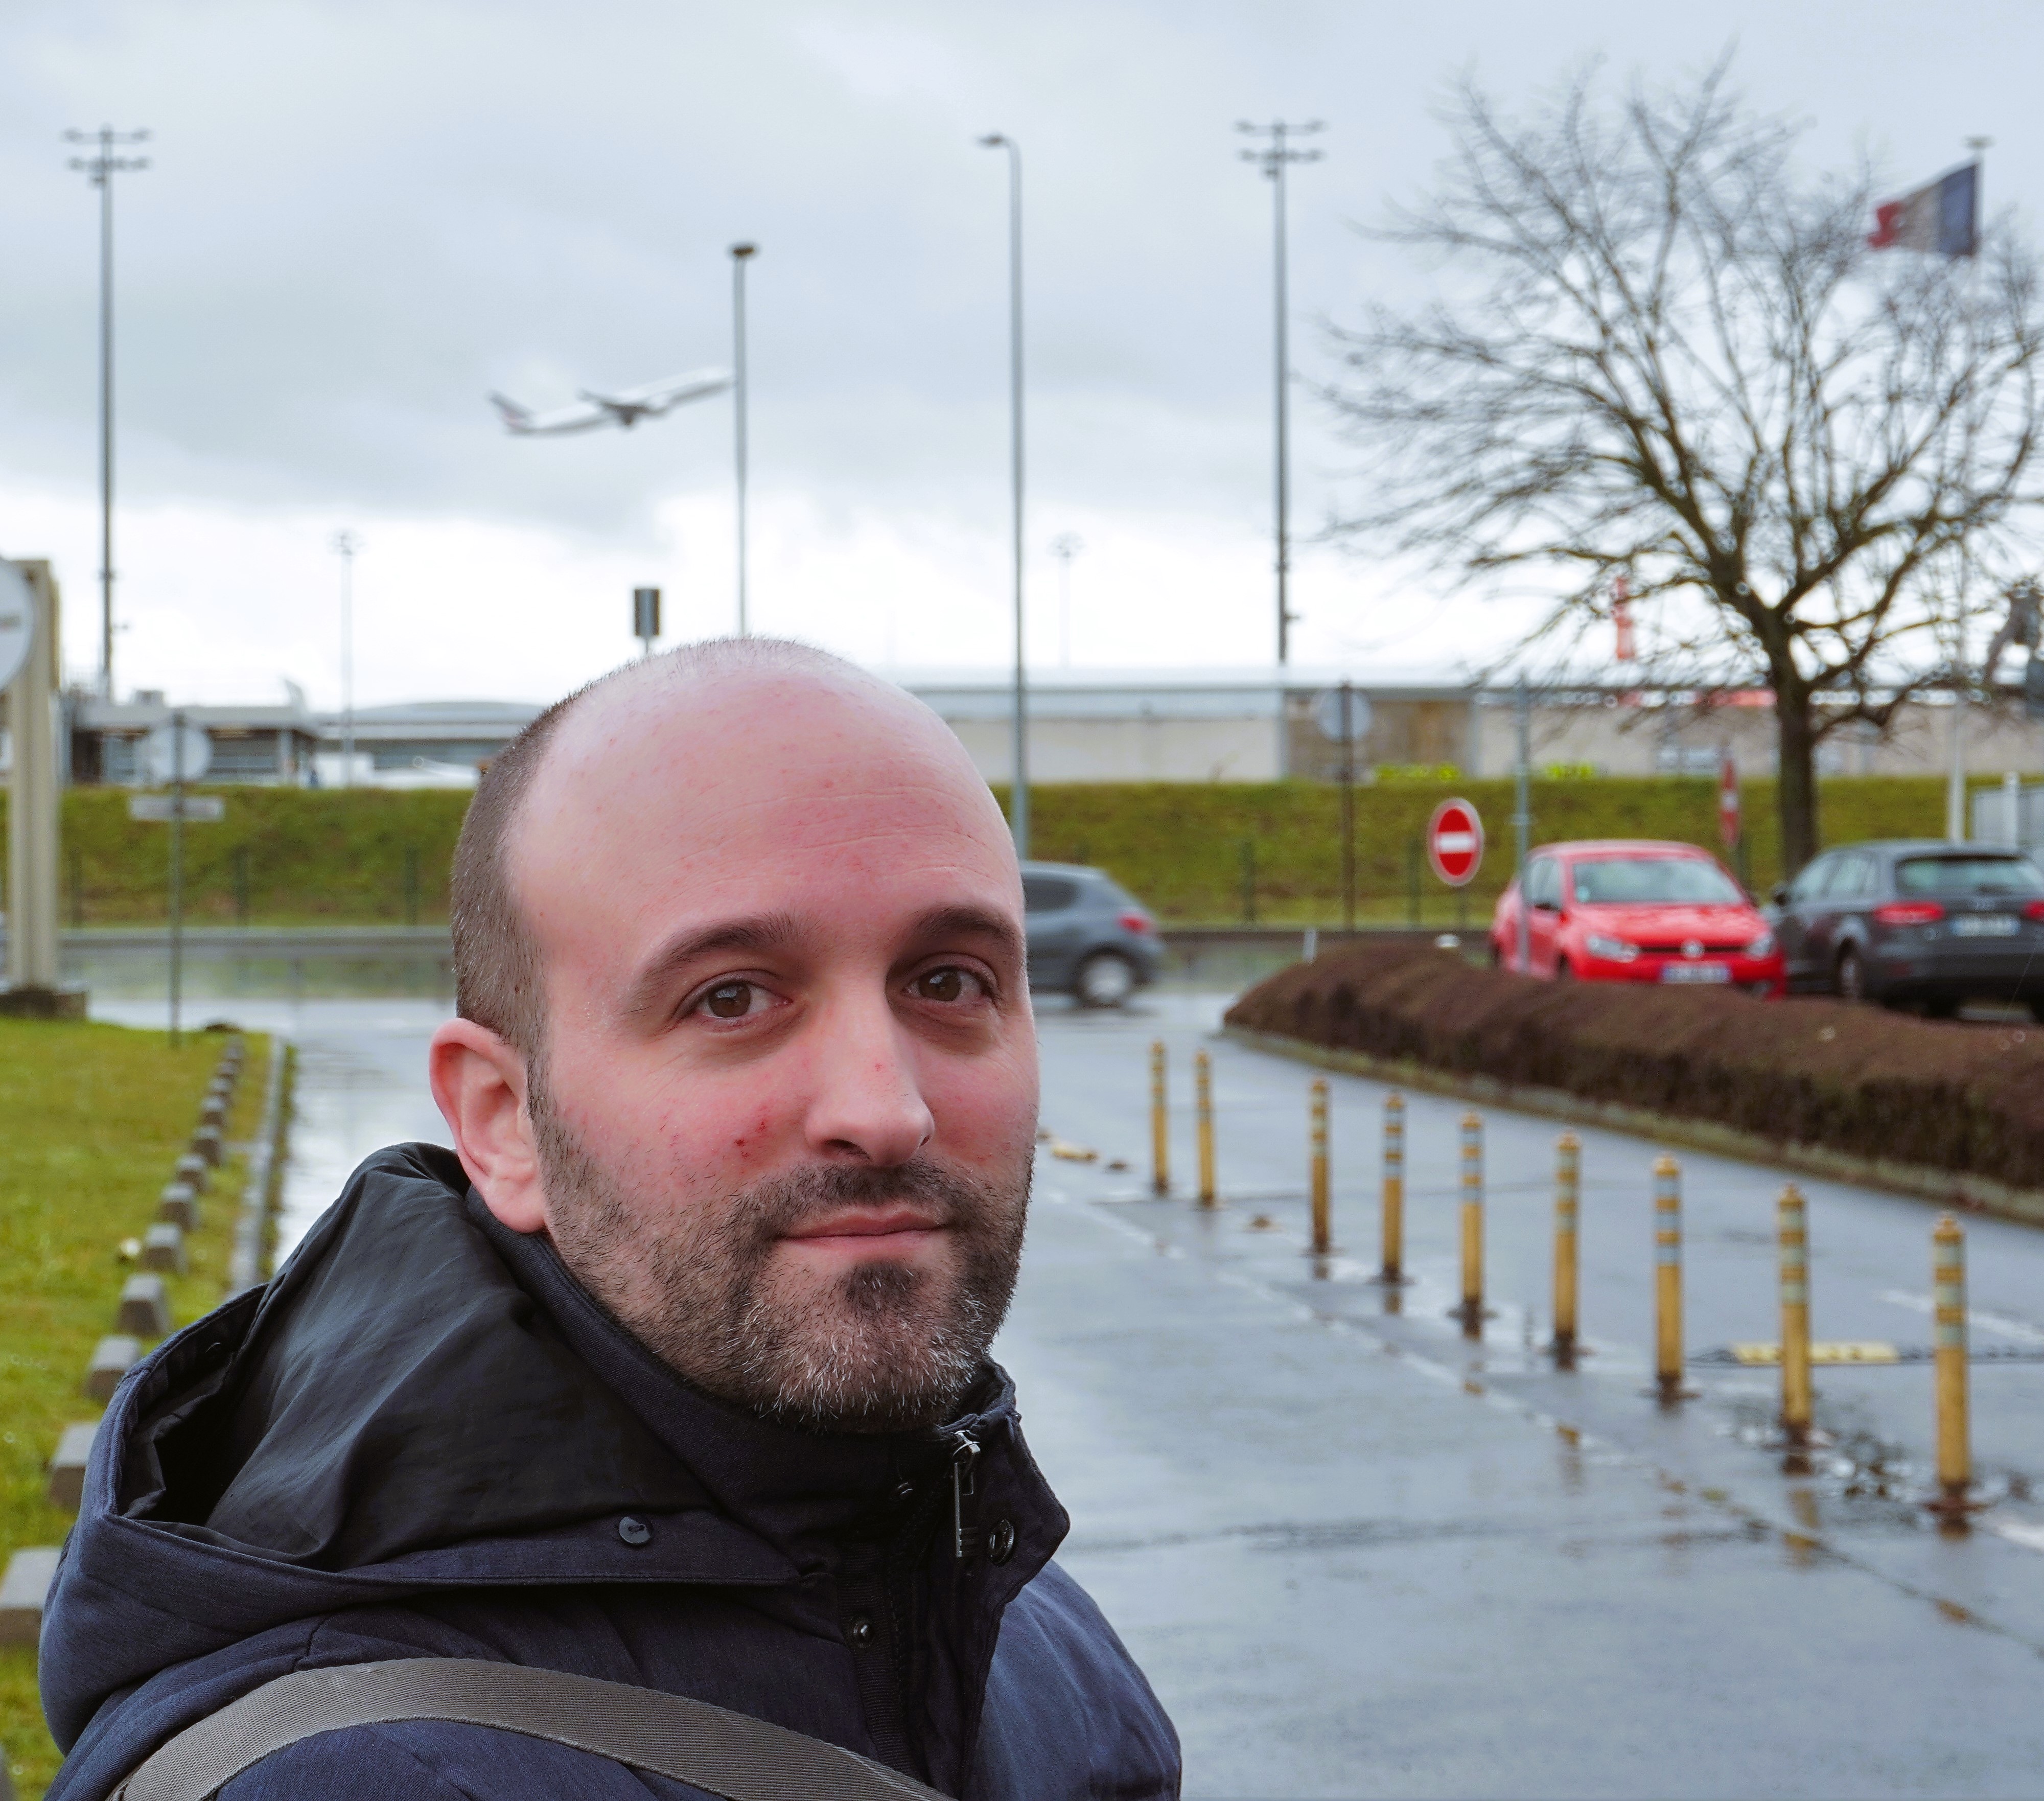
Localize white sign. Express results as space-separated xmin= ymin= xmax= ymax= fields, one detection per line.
xmin=128 ymin=795 xmax=226 ymax=823
xmin=0 ymin=561 xmax=35 ymax=692
xmin=142 ymin=723 xmax=213 ymax=786
xmin=1313 ymin=687 xmax=1373 ymax=745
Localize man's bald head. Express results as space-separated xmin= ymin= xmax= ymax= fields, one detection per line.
xmin=433 ymin=633 xmax=1036 ymax=1431
xmin=448 ymin=636 xmax=1001 ymax=1059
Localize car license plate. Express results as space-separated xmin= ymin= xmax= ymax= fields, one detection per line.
xmin=1952 ymin=914 xmax=2019 ymax=937
xmin=1660 ymin=963 xmax=1731 ymax=983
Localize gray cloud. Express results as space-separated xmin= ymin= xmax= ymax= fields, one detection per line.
xmin=0 ymin=0 xmax=2035 ymax=690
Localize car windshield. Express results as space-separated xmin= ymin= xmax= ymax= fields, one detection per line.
xmin=1570 ymin=857 xmax=1743 ymax=905
xmin=1895 ymin=855 xmax=2044 ymax=897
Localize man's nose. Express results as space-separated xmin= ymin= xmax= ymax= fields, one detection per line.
xmin=801 ymin=993 xmax=935 ymax=1166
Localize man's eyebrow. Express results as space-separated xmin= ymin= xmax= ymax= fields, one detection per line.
xmin=621 ymin=912 xmax=807 ymax=1024
xmin=906 ymin=905 xmax=1025 ymax=965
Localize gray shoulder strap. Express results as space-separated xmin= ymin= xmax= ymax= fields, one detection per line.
xmin=111 ymin=1659 xmax=948 ymax=1801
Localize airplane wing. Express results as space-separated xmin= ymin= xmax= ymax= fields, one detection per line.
xmin=579 ymin=367 xmax=733 ymax=417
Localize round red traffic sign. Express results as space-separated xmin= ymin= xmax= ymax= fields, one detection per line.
xmin=1427 ymin=798 xmax=1484 ymax=887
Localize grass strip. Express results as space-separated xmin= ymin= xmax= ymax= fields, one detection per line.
xmin=0 ymin=1019 xmax=270 ymax=1798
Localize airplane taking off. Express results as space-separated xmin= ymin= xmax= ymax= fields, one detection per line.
xmin=489 ymin=366 xmax=732 ymax=436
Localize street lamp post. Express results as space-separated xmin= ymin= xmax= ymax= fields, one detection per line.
xmin=730 ymin=242 xmax=757 ymax=637
xmin=332 ymin=532 xmax=361 ymax=788
xmin=65 ymin=125 xmax=150 ymax=701
xmin=1237 ymin=120 xmax=1322 ymax=666
xmin=980 ymin=133 xmax=1029 ymax=858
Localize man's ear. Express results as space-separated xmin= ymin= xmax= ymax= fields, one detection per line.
xmin=429 ymin=1018 xmax=548 ymax=1232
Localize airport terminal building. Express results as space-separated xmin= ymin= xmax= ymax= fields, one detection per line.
xmin=38 ymin=666 xmax=2044 ymax=789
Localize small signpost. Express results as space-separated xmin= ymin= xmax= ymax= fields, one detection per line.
xmin=633 ymin=587 xmax=662 ymax=659
xmin=1426 ymin=797 xmax=1485 ymax=887
xmin=126 ymin=711 xmax=219 ymax=1047
xmin=1717 ymin=749 xmax=1750 ymax=889
xmin=1315 ymin=685 xmax=1373 ymax=931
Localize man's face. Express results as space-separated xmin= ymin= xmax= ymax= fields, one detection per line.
xmin=506 ymin=669 xmax=1037 ymax=1432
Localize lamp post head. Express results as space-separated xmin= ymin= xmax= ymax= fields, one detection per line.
xmin=979 ymin=133 xmax=1006 ymax=148
xmin=730 ymin=242 xmax=757 ymax=260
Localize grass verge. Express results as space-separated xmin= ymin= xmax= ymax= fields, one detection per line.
xmin=0 ymin=1019 xmax=269 ymax=1798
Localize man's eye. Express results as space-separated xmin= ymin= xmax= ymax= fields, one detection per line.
xmin=911 ymin=967 xmax=985 ymax=1004
xmin=698 ymin=981 xmax=772 ymax=1021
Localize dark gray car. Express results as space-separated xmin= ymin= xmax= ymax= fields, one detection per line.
xmin=1021 ymin=862 xmax=1164 ymax=1006
xmin=1769 ymin=839 xmax=2044 ymax=1015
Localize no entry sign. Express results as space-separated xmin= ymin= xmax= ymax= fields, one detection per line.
xmin=1427 ymin=797 xmax=1484 ymax=887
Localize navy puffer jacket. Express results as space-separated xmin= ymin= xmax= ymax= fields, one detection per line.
xmin=41 ymin=1144 xmax=1180 ymax=1799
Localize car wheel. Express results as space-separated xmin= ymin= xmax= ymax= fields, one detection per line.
xmin=1922 ymin=997 xmax=1960 ymax=1021
xmin=1836 ymin=947 xmax=1867 ymax=1003
xmin=2029 ymin=999 xmax=2044 ymax=1026
xmin=1553 ymin=958 xmax=1573 ymax=982
xmin=1073 ymin=952 xmax=1136 ymax=1008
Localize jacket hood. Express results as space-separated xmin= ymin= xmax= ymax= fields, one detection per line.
xmin=41 ymin=1142 xmax=1054 ymax=1750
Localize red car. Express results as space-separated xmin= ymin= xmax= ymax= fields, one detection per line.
xmin=1491 ymin=839 xmax=1785 ymax=998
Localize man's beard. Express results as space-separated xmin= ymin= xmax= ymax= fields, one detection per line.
xmin=529 ymin=1078 xmax=1030 ymax=1434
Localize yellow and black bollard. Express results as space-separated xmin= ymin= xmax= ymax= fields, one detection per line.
xmin=1149 ymin=1041 xmax=1169 ymax=1196
xmin=1933 ymin=1215 xmax=1971 ymax=1513
xmin=1310 ymin=1081 xmax=1331 ymax=1255
xmin=1195 ymin=1050 xmax=1216 ymax=1208
xmin=1552 ymin=1133 xmax=1580 ymax=1360
xmin=1380 ymin=1092 xmax=1405 ymax=1283
xmin=1654 ymin=1156 xmax=1684 ymax=1400
xmin=1457 ymin=1112 xmax=1483 ymax=1334
xmin=1778 ymin=1185 xmax=1813 ymax=1444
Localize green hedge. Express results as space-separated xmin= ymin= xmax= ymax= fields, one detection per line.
xmin=0 ymin=775 xmax=1996 ymax=927
xmin=1011 ymin=774 xmax=1972 ymax=922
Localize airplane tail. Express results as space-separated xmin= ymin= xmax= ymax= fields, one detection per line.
xmin=489 ymin=392 xmax=532 ymax=431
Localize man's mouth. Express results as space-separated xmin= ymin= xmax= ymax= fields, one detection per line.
xmin=779 ymin=1208 xmax=947 ymax=1252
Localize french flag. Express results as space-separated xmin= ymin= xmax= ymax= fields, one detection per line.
xmin=1868 ymin=162 xmax=1978 ymax=257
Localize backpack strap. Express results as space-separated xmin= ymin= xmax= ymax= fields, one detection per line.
xmin=112 ymin=1658 xmax=949 ymax=1801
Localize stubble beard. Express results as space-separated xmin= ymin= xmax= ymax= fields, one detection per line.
xmin=529 ymin=1075 xmax=1031 ymax=1434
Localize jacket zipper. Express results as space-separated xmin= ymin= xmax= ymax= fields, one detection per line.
xmin=949 ymin=1431 xmax=981 ymax=1561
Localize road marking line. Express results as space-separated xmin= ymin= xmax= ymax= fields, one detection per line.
xmin=1878 ymin=1290 xmax=2044 ymax=1347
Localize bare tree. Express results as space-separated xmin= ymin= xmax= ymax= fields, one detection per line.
xmin=1326 ymin=62 xmax=2044 ymax=872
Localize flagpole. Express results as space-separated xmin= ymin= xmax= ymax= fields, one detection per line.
xmin=1947 ymin=136 xmax=1992 ymax=843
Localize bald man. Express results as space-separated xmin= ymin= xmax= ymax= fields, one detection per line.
xmin=43 ymin=641 xmax=1181 ymax=1801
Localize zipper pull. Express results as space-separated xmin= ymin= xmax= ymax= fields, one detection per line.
xmin=949 ymin=1431 xmax=981 ymax=1560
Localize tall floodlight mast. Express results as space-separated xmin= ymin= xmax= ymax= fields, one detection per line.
xmin=979 ymin=133 xmax=1029 ymax=859
xmin=1237 ymin=120 xmax=1323 ymax=665
xmin=730 ymin=242 xmax=757 ymax=637
xmin=65 ymin=125 xmax=150 ymax=700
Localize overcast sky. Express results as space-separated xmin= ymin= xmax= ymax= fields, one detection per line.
xmin=0 ymin=0 xmax=2034 ymax=708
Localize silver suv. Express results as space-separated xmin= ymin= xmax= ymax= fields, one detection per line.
xmin=1020 ymin=863 xmax=1164 ymax=1006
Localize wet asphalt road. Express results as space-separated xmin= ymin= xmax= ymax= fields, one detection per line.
xmin=90 ymin=991 xmax=2044 ymax=1796
xmin=1008 ymin=992 xmax=2044 ymax=1798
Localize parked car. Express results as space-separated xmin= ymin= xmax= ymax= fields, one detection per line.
xmin=1021 ymin=862 xmax=1164 ymax=1005
xmin=1491 ymin=839 xmax=1784 ymax=996
xmin=1767 ymin=839 xmax=2044 ymax=1016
